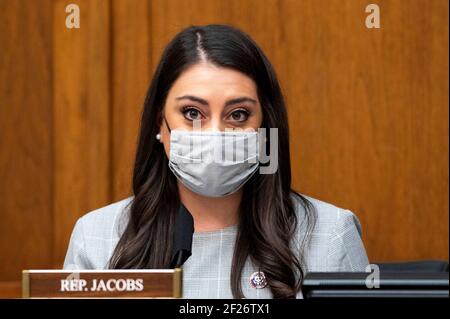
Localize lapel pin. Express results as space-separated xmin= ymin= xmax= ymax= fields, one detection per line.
xmin=250 ymin=271 xmax=267 ymax=289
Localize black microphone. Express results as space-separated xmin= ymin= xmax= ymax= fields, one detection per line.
xmin=170 ymin=204 xmax=194 ymax=268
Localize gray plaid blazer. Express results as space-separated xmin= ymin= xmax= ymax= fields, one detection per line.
xmin=63 ymin=193 xmax=370 ymax=299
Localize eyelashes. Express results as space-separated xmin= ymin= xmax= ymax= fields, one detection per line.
xmin=181 ymin=106 xmax=203 ymax=121
xmin=229 ymin=108 xmax=250 ymax=122
xmin=181 ymin=105 xmax=250 ymax=123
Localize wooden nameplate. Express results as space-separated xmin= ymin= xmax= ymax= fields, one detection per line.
xmin=22 ymin=269 xmax=182 ymax=298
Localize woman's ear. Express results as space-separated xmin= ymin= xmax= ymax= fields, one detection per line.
xmin=156 ymin=111 xmax=165 ymax=143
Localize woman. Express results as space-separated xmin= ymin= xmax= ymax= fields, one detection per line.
xmin=63 ymin=24 xmax=369 ymax=299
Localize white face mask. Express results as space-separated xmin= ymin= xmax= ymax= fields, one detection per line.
xmin=168 ymin=129 xmax=259 ymax=197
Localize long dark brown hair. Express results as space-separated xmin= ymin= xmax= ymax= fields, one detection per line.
xmin=108 ymin=24 xmax=316 ymax=299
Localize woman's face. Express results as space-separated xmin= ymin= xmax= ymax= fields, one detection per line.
xmin=159 ymin=62 xmax=263 ymax=156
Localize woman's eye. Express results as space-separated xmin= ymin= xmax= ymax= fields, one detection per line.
xmin=182 ymin=107 xmax=203 ymax=121
xmin=230 ymin=109 xmax=249 ymax=122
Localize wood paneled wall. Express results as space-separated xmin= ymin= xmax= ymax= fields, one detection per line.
xmin=0 ymin=0 xmax=448 ymax=296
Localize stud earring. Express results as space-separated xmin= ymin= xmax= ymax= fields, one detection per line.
xmin=156 ymin=133 xmax=161 ymax=141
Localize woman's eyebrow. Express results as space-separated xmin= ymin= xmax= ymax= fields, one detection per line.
xmin=175 ymin=95 xmax=257 ymax=106
xmin=176 ymin=95 xmax=208 ymax=105
xmin=225 ymin=97 xmax=257 ymax=107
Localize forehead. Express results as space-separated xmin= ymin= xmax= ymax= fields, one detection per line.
xmin=167 ymin=62 xmax=258 ymax=100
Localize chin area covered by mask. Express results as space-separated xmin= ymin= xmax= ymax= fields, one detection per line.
xmin=168 ymin=129 xmax=260 ymax=197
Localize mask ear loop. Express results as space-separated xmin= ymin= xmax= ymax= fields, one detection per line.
xmin=164 ymin=117 xmax=172 ymax=133
xmin=156 ymin=117 xmax=171 ymax=141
